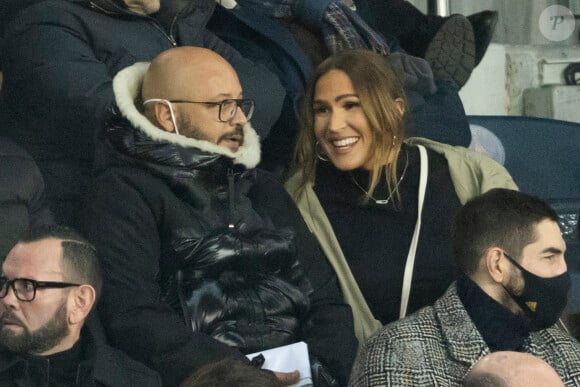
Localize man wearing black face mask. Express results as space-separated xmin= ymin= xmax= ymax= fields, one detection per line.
xmin=350 ymin=188 xmax=580 ymax=386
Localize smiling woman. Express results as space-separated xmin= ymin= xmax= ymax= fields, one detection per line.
xmin=286 ymin=49 xmax=518 ymax=343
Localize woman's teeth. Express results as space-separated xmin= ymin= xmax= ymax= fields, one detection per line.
xmin=332 ymin=137 xmax=359 ymax=147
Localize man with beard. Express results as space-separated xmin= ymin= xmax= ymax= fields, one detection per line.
xmin=0 ymin=225 xmax=161 ymax=386
xmin=77 ymin=46 xmax=357 ymax=386
xmin=350 ymin=188 xmax=580 ymax=386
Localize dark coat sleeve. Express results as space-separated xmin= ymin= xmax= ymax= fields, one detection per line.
xmin=0 ymin=137 xmax=53 ymax=258
xmin=251 ymin=171 xmax=359 ymax=386
xmin=76 ymin=170 xmax=246 ymax=387
xmin=1 ymin=5 xmax=120 ymax=143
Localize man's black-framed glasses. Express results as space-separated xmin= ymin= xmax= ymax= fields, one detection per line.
xmin=169 ymin=99 xmax=255 ymax=122
xmin=0 ymin=277 xmax=81 ymax=302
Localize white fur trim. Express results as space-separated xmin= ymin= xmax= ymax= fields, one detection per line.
xmin=216 ymin=0 xmax=238 ymax=10
xmin=112 ymin=62 xmax=261 ymax=169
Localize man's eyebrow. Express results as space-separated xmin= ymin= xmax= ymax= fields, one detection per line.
xmin=541 ymin=247 xmax=564 ymax=255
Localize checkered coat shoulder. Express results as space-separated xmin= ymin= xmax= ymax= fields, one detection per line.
xmin=349 ymin=283 xmax=580 ymax=386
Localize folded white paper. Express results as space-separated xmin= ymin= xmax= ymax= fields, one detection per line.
xmin=246 ymin=341 xmax=312 ymax=387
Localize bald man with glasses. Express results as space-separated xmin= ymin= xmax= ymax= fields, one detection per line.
xmin=77 ymin=46 xmax=357 ymax=387
xmin=0 ymin=225 xmax=161 ymax=386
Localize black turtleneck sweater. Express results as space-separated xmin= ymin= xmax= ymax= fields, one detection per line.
xmin=25 ymin=334 xmax=86 ymax=386
xmin=46 ymin=336 xmax=85 ymax=385
xmin=457 ymin=275 xmax=531 ymax=351
xmin=314 ymin=144 xmax=462 ymax=324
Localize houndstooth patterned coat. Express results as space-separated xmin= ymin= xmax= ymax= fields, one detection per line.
xmin=350 ymin=283 xmax=580 ymax=386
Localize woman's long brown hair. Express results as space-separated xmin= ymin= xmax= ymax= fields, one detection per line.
xmin=291 ymin=49 xmax=408 ymax=203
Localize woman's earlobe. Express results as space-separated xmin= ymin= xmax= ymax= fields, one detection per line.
xmin=394 ymin=98 xmax=405 ymax=116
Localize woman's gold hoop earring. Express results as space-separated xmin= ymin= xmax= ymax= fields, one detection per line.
xmin=315 ymin=141 xmax=329 ymax=162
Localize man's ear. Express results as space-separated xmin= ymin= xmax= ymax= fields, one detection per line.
xmin=151 ymin=101 xmax=177 ymax=133
xmin=485 ymin=247 xmax=509 ymax=284
xmin=68 ymin=285 xmax=96 ymax=326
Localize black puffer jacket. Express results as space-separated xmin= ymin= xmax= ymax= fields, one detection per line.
xmin=104 ymin=107 xmax=312 ymax=353
xmin=77 ymin=63 xmax=357 ymax=386
xmin=167 ymin=227 xmax=312 ymax=350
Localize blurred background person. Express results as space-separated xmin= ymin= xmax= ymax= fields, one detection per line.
xmin=0 ymin=137 xmax=53 ymax=262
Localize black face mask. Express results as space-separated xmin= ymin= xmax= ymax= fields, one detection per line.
xmin=503 ymin=252 xmax=570 ymax=331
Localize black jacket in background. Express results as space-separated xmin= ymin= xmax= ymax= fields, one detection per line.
xmin=1 ymin=0 xmax=284 ymax=224
xmin=77 ymin=63 xmax=357 ymax=386
xmin=0 ymin=136 xmax=53 ymax=259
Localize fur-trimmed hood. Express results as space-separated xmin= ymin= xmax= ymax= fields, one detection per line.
xmin=111 ymin=61 xmax=261 ymax=169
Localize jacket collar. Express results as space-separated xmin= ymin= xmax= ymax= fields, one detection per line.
xmin=112 ymin=61 xmax=261 ymax=169
xmin=434 ymin=283 xmax=490 ymax=365
xmin=0 ymin=348 xmax=24 ymax=376
xmin=434 ymin=282 xmax=567 ymax=374
xmin=457 ymin=275 xmax=531 ymax=352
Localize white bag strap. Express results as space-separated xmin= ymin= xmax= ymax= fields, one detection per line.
xmin=399 ymin=145 xmax=428 ymax=319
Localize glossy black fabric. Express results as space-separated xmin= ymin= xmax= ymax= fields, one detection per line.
xmin=167 ymin=228 xmax=312 ymax=352
xmin=78 ymin=108 xmax=357 ymax=386
xmin=105 ymin=108 xmax=312 ymax=353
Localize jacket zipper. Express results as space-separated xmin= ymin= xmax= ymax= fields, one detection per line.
xmin=169 ymin=15 xmax=179 ymax=44
xmin=149 ymin=21 xmax=177 ymax=46
xmin=89 ymin=1 xmax=177 ymax=46
xmin=227 ymin=168 xmax=236 ymax=229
